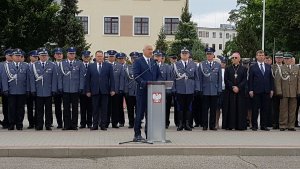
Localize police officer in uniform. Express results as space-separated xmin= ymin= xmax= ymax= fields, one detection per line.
xmin=2 ymin=48 xmax=30 ymax=130
xmin=79 ymin=50 xmax=93 ymax=129
xmin=124 ymin=52 xmax=139 ymax=128
xmin=58 ymin=47 xmax=85 ymax=130
xmin=271 ymin=52 xmax=284 ymax=129
xmin=116 ymin=52 xmax=127 ymax=127
xmin=173 ymin=47 xmax=200 ymax=131
xmin=0 ymin=49 xmax=13 ymax=129
xmin=199 ymin=47 xmax=222 ymax=131
xmin=27 ymin=50 xmax=39 ymax=129
xmin=168 ymin=53 xmax=179 ymax=127
xmin=30 ymin=48 xmax=57 ymax=130
xmin=275 ymin=52 xmax=300 ymax=131
xmin=53 ymin=47 xmax=64 ymax=128
xmin=153 ymin=50 xmax=172 ymax=128
xmin=106 ymin=50 xmax=123 ymax=128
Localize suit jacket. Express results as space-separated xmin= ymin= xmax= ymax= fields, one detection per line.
xmin=85 ymin=62 xmax=115 ymax=95
xmin=173 ymin=60 xmax=200 ymax=94
xmin=1 ymin=62 xmax=30 ymax=94
xmin=199 ymin=60 xmax=222 ymax=96
xmin=133 ymin=56 xmax=160 ymax=95
xmin=275 ymin=64 xmax=300 ymax=97
xmin=30 ymin=61 xmax=58 ymax=97
xmin=58 ymin=60 xmax=85 ymax=93
xmin=248 ymin=62 xmax=274 ymax=94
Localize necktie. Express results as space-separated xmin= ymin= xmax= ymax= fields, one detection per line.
xmin=85 ymin=63 xmax=88 ymax=69
xmin=260 ymin=63 xmax=264 ymax=74
xmin=209 ymin=62 xmax=212 ymax=68
xmin=42 ymin=63 xmax=45 ymax=69
xmin=70 ymin=61 xmax=73 ymax=67
xmin=16 ymin=63 xmax=19 ymax=70
xmin=98 ymin=63 xmax=102 ymax=74
xmin=184 ymin=62 xmax=187 ymax=69
xmin=147 ymin=59 xmax=151 ymax=70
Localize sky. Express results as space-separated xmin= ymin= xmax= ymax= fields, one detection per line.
xmin=189 ymin=0 xmax=237 ymax=28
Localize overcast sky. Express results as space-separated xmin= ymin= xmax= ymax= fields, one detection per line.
xmin=189 ymin=0 xmax=237 ymax=28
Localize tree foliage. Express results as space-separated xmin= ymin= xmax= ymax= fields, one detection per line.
xmin=227 ymin=0 xmax=300 ymax=59
xmin=169 ymin=0 xmax=205 ymax=61
xmin=155 ymin=26 xmax=168 ymax=53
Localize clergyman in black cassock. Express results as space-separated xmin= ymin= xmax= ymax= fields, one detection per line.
xmin=222 ymin=53 xmax=248 ymax=130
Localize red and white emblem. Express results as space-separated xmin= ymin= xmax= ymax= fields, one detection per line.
xmin=152 ymin=92 xmax=162 ymax=103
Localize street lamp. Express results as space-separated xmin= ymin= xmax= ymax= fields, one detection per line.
xmin=262 ymin=0 xmax=266 ymax=50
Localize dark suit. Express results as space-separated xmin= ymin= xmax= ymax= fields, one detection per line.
xmin=248 ymin=62 xmax=274 ymax=129
xmin=132 ymin=56 xmax=160 ymax=138
xmin=85 ymin=62 xmax=115 ymax=128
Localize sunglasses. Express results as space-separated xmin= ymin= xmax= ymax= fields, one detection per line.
xmin=231 ymin=57 xmax=238 ymax=59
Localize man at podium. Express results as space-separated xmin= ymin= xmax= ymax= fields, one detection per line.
xmin=132 ymin=45 xmax=161 ymax=141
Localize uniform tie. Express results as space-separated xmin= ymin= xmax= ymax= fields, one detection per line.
xmin=85 ymin=63 xmax=88 ymax=69
xmin=184 ymin=61 xmax=187 ymax=69
xmin=42 ymin=63 xmax=45 ymax=69
xmin=16 ymin=63 xmax=19 ymax=70
xmin=70 ymin=61 xmax=73 ymax=67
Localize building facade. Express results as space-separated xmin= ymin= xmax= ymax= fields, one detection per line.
xmin=197 ymin=24 xmax=237 ymax=56
xmin=76 ymin=0 xmax=186 ymax=55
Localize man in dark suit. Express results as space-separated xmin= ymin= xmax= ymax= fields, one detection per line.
xmin=248 ymin=50 xmax=274 ymax=131
xmin=132 ymin=45 xmax=160 ymax=141
xmin=85 ymin=50 xmax=115 ymax=131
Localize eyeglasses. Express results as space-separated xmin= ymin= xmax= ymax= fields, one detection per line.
xmin=231 ymin=57 xmax=238 ymax=59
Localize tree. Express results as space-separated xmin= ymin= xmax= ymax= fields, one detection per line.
xmin=169 ymin=0 xmax=205 ymax=61
xmin=155 ymin=26 xmax=168 ymax=53
xmin=227 ymin=0 xmax=300 ymax=58
xmin=51 ymin=0 xmax=89 ymax=55
xmin=0 ymin=0 xmax=60 ymax=53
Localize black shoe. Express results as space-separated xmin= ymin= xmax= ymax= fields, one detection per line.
xmin=100 ymin=127 xmax=107 ymax=131
xmin=251 ymin=127 xmax=258 ymax=131
xmin=62 ymin=128 xmax=70 ymax=130
xmin=90 ymin=126 xmax=98 ymax=130
xmin=46 ymin=127 xmax=52 ymax=131
xmin=36 ymin=127 xmax=43 ymax=131
xmin=128 ymin=125 xmax=134 ymax=129
xmin=57 ymin=125 xmax=62 ymax=129
xmin=203 ymin=127 xmax=208 ymax=131
xmin=112 ymin=124 xmax=119 ymax=128
xmin=27 ymin=125 xmax=34 ymax=129
xmin=177 ymin=121 xmax=184 ymax=131
xmin=184 ymin=121 xmax=192 ymax=131
xmin=210 ymin=128 xmax=217 ymax=131
xmin=8 ymin=126 xmax=15 ymax=130
xmin=165 ymin=125 xmax=169 ymax=129
xmin=261 ymin=127 xmax=270 ymax=131
xmin=87 ymin=125 xmax=92 ymax=129
xmin=50 ymin=124 xmax=54 ymax=127
xmin=16 ymin=127 xmax=23 ymax=130
xmin=79 ymin=125 xmax=86 ymax=129
xmin=273 ymin=126 xmax=279 ymax=130
xmin=280 ymin=128 xmax=285 ymax=131
xmin=133 ymin=135 xmax=146 ymax=142
xmin=119 ymin=123 xmax=124 ymax=127
xmin=288 ymin=128 xmax=296 ymax=131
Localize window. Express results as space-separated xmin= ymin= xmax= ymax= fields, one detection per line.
xmin=212 ymin=32 xmax=216 ymax=38
xmin=212 ymin=44 xmax=215 ymax=50
xmin=232 ymin=33 xmax=236 ymax=38
xmin=219 ymin=32 xmax=222 ymax=38
xmin=164 ymin=18 xmax=179 ymax=35
xmin=104 ymin=17 xmax=119 ymax=35
xmin=199 ymin=31 xmax=202 ymax=37
xmin=77 ymin=16 xmax=88 ymax=34
xmin=226 ymin=33 xmax=230 ymax=39
xmin=134 ymin=17 xmax=149 ymax=35
xmin=219 ymin=44 xmax=222 ymax=50
xmin=206 ymin=32 xmax=209 ymax=38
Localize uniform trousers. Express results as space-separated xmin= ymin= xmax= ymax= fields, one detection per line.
xmin=36 ymin=96 xmax=52 ymax=128
xmin=202 ymin=95 xmax=218 ymax=129
xmin=54 ymin=94 xmax=63 ymax=127
xmin=176 ymin=94 xmax=193 ymax=124
xmin=62 ymin=93 xmax=79 ymax=129
xmin=8 ymin=94 xmax=26 ymax=128
xmin=1 ymin=95 xmax=9 ymax=127
xmin=79 ymin=94 xmax=92 ymax=127
xmin=125 ymin=95 xmax=136 ymax=126
xmin=279 ymin=97 xmax=297 ymax=129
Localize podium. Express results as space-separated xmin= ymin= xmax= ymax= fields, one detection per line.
xmin=147 ymin=81 xmax=174 ymax=143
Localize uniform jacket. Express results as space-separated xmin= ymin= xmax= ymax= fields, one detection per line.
xmin=199 ymin=60 xmax=222 ymax=96
xmin=1 ymin=62 xmax=30 ymax=94
xmin=124 ymin=64 xmax=137 ymax=96
xmin=58 ymin=60 xmax=85 ymax=93
xmin=30 ymin=61 xmax=58 ymax=97
xmin=173 ymin=60 xmax=200 ymax=94
xmin=275 ymin=64 xmax=300 ymax=98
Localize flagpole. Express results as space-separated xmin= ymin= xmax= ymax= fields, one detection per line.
xmin=262 ymin=0 xmax=266 ymax=50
